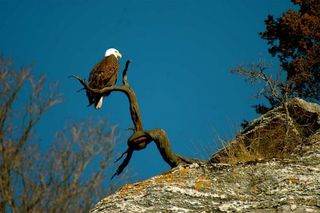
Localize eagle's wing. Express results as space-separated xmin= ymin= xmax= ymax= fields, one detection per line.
xmin=88 ymin=55 xmax=120 ymax=89
xmin=87 ymin=55 xmax=120 ymax=107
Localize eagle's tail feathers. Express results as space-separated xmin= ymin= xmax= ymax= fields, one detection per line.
xmin=95 ymin=97 xmax=103 ymax=110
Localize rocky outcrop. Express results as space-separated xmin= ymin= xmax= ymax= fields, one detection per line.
xmin=91 ymin=98 xmax=320 ymax=213
xmin=211 ymin=98 xmax=320 ymax=164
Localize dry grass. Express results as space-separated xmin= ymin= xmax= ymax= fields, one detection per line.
xmin=216 ymin=138 xmax=262 ymax=165
xmin=212 ymin=114 xmax=303 ymax=164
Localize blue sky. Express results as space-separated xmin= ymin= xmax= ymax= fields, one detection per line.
xmin=0 ymin=0 xmax=293 ymax=182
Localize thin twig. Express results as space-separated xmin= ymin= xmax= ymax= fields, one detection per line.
xmin=122 ymin=60 xmax=131 ymax=85
xmin=111 ymin=149 xmax=133 ymax=179
xmin=114 ymin=149 xmax=129 ymax=163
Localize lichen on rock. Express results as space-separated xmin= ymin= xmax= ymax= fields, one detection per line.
xmin=91 ymin=98 xmax=320 ymax=213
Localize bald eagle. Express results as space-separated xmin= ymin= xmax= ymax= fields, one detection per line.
xmin=87 ymin=48 xmax=122 ymax=109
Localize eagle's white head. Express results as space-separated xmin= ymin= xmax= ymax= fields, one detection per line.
xmin=105 ymin=48 xmax=122 ymax=59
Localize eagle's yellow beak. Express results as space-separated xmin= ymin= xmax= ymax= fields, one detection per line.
xmin=117 ymin=52 xmax=122 ymax=59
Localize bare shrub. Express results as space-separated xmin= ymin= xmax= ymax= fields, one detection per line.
xmin=0 ymin=56 xmax=123 ymax=212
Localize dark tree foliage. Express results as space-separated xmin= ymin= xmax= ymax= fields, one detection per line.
xmin=260 ymin=0 xmax=320 ymax=102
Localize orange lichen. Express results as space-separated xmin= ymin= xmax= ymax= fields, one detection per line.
xmin=179 ymin=167 xmax=190 ymax=176
xmin=194 ymin=175 xmax=211 ymax=191
xmin=155 ymin=173 xmax=177 ymax=184
xmin=286 ymin=176 xmax=300 ymax=184
xmin=118 ymin=180 xmax=152 ymax=197
xmin=154 ymin=169 xmax=190 ymax=186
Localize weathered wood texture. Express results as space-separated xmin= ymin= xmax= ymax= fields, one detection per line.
xmin=71 ymin=60 xmax=199 ymax=178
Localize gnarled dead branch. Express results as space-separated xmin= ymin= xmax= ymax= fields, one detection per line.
xmin=71 ymin=60 xmax=200 ymax=178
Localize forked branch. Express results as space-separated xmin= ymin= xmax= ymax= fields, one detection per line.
xmin=71 ymin=60 xmax=199 ymax=178
xmin=70 ymin=60 xmax=142 ymax=131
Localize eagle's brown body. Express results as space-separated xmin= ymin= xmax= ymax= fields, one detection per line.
xmin=87 ymin=54 xmax=119 ymax=109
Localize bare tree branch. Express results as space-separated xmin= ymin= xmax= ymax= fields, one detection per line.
xmin=72 ymin=60 xmax=202 ymax=179
xmin=0 ymin=56 xmax=121 ymax=212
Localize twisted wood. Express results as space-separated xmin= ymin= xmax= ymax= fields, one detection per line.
xmin=71 ymin=60 xmax=200 ymax=178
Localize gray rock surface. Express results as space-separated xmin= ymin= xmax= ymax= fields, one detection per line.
xmin=91 ymin=98 xmax=320 ymax=213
